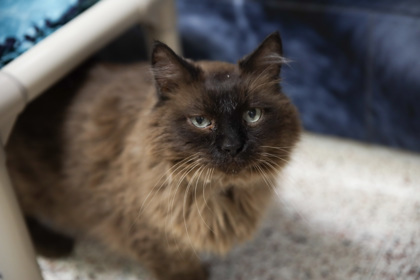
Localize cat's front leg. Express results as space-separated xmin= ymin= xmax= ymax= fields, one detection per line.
xmin=148 ymin=252 xmax=208 ymax=280
xmin=95 ymin=214 xmax=208 ymax=280
xmin=122 ymin=226 xmax=208 ymax=280
xmin=137 ymin=240 xmax=207 ymax=280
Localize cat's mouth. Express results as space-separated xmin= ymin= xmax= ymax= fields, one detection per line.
xmin=205 ymin=147 xmax=258 ymax=175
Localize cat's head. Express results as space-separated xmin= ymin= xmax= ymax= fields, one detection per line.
xmin=150 ymin=32 xmax=300 ymax=178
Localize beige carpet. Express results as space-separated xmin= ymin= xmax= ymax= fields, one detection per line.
xmin=39 ymin=133 xmax=420 ymax=280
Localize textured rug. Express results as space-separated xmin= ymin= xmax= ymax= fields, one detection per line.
xmin=39 ymin=133 xmax=420 ymax=280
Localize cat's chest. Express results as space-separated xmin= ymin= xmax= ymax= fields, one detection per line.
xmin=148 ymin=173 xmax=272 ymax=253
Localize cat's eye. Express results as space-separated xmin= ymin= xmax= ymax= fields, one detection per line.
xmin=190 ymin=116 xmax=212 ymax=128
xmin=243 ymin=108 xmax=262 ymax=123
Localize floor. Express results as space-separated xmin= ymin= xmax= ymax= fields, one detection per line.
xmin=39 ymin=133 xmax=420 ymax=280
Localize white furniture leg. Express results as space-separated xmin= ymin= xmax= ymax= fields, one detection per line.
xmin=0 ymin=74 xmax=41 ymax=280
xmin=0 ymin=147 xmax=43 ymax=280
xmin=143 ymin=0 xmax=181 ymax=55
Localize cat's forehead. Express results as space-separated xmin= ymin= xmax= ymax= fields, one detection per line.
xmin=197 ymin=61 xmax=240 ymax=92
xmin=193 ymin=61 xmax=250 ymax=115
xmin=198 ymin=61 xmax=237 ymax=79
xmin=197 ymin=61 xmax=236 ymax=74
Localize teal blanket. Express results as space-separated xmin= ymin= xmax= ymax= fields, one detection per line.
xmin=0 ymin=0 xmax=99 ymax=67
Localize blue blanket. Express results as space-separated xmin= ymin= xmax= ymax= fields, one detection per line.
xmin=0 ymin=0 xmax=99 ymax=67
xmin=176 ymin=0 xmax=420 ymax=152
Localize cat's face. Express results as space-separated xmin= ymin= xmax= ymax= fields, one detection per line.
xmin=150 ymin=32 xmax=300 ymax=176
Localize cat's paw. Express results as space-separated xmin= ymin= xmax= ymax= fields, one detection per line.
xmin=26 ymin=216 xmax=75 ymax=258
xmin=155 ymin=264 xmax=208 ymax=280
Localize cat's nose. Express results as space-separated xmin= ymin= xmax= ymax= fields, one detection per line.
xmin=221 ymin=137 xmax=244 ymax=157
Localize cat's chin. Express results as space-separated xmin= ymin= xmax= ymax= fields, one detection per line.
xmin=216 ymin=164 xmax=254 ymax=177
xmin=222 ymin=169 xmax=241 ymax=175
xmin=211 ymin=166 xmax=266 ymax=188
xmin=213 ymin=162 xmax=245 ymax=175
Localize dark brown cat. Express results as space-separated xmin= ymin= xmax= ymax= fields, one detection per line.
xmin=6 ymin=32 xmax=300 ymax=280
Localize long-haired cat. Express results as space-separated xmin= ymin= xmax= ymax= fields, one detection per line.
xmin=6 ymin=32 xmax=300 ymax=280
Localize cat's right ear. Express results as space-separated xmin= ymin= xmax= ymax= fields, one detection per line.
xmin=238 ymin=31 xmax=286 ymax=78
xmin=151 ymin=41 xmax=201 ymax=100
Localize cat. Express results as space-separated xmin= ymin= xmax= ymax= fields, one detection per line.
xmin=6 ymin=31 xmax=301 ymax=280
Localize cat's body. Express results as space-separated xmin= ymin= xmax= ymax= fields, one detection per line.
xmin=6 ymin=32 xmax=300 ymax=280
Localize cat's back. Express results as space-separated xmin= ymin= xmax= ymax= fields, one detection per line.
xmin=6 ymin=61 xmax=155 ymax=212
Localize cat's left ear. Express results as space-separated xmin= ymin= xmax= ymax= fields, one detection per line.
xmin=238 ymin=31 xmax=286 ymax=78
xmin=151 ymin=41 xmax=201 ymax=100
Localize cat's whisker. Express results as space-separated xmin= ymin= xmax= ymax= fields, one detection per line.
xmin=266 ymin=155 xmax=294 ymax=167
xmin=260 ymin=145 xmax=298 ymax=155
xmin=260 ymin=153 xmax=292 ymax=166
xmin=258 ymin=159 xmax=311 ymax=226
xmin=254 ymin=161 xmax=293 ymax=216
xmin=133 ymin=154 xmax=199 ymax=241
xmin=257 ymin=159 xmax=291 ymax=193
xmin=253 ymin=163 xmax=277 ymax=192
xmin=202 ymin=168 xmax=215 ymax=216
xmin=165 ymin=160 xmax=201 ymax=237
xmin=261 ymin=145 xmax=308 ymax=166
xmin=253 ymin=163 xmax=289 ymax=217
xmin=167 ymin=160 xmax=202 ymax=221
xmin=260 ymin=155 xmax=304 ymax=195
xmin=261 ymin=145 xmax=295 ymax=150
xmin=260 ymin=147 xmax=298 ymax=161
xmin=144 ymin=154 xmax=199 ymax=204
xmin=194 ymin=166 xmax=214 ymax=234
xmin=182 ymin=166 xmax=203 ymax=259
xmin=259 ymin=147 xmax=307 ymax=172
xmin=260 ymin=146 xmax=295 ymax=156
xmin=163 ymin=162 xmax=193 ymax=221
xmin=165 ymin=161 xmax=200 ymax=235
xmin=164 ymin=159 xmax=203 ymax=258
xmin=136 ymin=153 xmax=200 ymax=218
xmin=130 ymin=154 xmax=200 ymax=231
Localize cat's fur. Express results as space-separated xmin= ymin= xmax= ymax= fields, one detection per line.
xmin=6 ymin=32 xmax=300 ymax=280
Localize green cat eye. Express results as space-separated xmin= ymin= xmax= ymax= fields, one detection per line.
xmin=190 ymin=116 xmax=212 ymax=128
xmin=243 ymin=108 xmax=262 ymax=123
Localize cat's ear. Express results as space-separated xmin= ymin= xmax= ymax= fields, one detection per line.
xmin=238 ymin=31 xmax=286 ymax=78
xmin=151 ymin=41 xmax=201 ymax=99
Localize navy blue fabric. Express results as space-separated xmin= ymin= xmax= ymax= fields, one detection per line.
xmin=177 ymin=0 xmax=420 ymax=152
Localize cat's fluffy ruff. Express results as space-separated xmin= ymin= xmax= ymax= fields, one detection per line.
xmin=6 ymin=32 xmax=301 ymax=280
